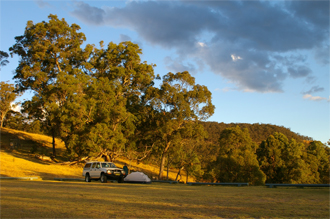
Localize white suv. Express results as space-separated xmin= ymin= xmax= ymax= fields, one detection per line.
xmin=82 ymin=161 xmax=126 ymax=183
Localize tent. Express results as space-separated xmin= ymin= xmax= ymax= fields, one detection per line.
xmin=124 ymin=172 xmax=152 ymax=184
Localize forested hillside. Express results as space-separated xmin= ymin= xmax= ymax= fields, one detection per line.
xmin=201 ymin=121 xmax=313 ymax=145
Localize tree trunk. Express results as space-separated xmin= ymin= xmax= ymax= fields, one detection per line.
xmin=175 ymin=166 xmax=183 ymax=181
xmin=158 ymin=141 xmax=171 ymax=180
xmin=158 ymin=141 xmax=172 ymax=180
xmin=102 ymin=153 xmax=111 ymax=162
xmin=52 ymin=128 xmax=56 ymax=157
xmin=159 ymin=152 xmax=166 ymax=180
xmin=166 ymin=153 xmax=170 ymax=180
xmin=186 ymin=169 xmax=189 ymax=183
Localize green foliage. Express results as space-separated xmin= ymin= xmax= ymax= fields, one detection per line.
xmin=211 ymin=126 xmax=266 ymax=185
xmin=305 ymin=141 xmax=330 ymax=184
xmin=10 ymin=14 xmax=87 ymax=157
xmin=143 ymin=71 xmax=215 ymax=179
xmin=0 ymin=82 xmax=20 ymax=127
xmin=201 ymin=121 xmax=312 ymax=145
xmin=257 ymin=133 xmax=329 ymax=184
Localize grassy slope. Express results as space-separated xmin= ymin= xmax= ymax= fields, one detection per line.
xmin=0 ymin=128 xmax=186 ymax=181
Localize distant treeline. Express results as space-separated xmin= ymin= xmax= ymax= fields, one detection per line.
xmin=195 ymin=124 xmax=329 ymax=185
xmin=201 ymin=121 xmax=313 ymax=144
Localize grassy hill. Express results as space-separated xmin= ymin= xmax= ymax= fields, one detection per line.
xmin=0 ymin=127 xmax=185 ymax=181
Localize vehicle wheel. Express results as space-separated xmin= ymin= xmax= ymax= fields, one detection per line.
xmin=85 ymin=173 xmax=91 ymax=182
xmin=100 ymin=173 xmax=107 ymax=183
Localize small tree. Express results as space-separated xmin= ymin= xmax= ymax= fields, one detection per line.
xmin=0 ymin=82 xmax=20 ymax=127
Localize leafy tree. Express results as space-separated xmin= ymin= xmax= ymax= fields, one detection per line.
xmin=0 ymin=82 xmax=20 ymax=127
xmin=10 ymin=14 xmax=86 ymax=157
xmin=54 ymin=41 xmax=156 ymax=161
xmin=2 ymin=110 xmax=25 ymax=130
xmin=305 ymin=141 xmax=330 ymax=184
xmin=257 ymin=132 xmax=317 ymax=184
xmin=212 ymin=126 xmax=266 ymax=185
xmin=144 ymin=71 xmax=215 ymax=179
xmin=257 ymin=133 xmax=289 ymax=183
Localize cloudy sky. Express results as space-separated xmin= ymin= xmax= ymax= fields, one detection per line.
xmin=1 ymin=0 xmax=329 ymax=143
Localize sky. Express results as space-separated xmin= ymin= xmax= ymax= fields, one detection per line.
xmin=0 ymin=0 xmax=329 ymax=144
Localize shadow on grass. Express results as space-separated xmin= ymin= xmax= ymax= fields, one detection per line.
xmin=1 ymin=128 xmax=69 ymax=163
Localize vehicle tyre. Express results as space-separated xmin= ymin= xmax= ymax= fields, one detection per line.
xmin=100 ymin=173 xmax=107 ymax=183
xmin=85 ymin=173 xmax=91 ymax=182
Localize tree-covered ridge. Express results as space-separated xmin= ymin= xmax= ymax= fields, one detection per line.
xmin=202 ymin=126 xmax=329 ymax=185
xmin=201 ymin=121 xmax=313 ymax=145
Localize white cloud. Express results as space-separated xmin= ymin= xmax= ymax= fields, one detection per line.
xmin=197 ymin=42 xmax=206 ymax=47
xmin=231 ymin=54 xmax=242 ymax=61
xmin=11 ymin=103 xmax=21 ymax=112
xmin=303 ymin=94 xmax=329 ymax=102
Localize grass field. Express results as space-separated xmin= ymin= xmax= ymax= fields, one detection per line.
xmin=1 ymin=127 xmax=329 ymax=218
xmin=1 ymin=180 xmax=329 ymax=218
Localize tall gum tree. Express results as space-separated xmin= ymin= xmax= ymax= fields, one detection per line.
xmin=72 ymin=41 xmax=157 ymax=161
xmin=9 ymin=14 xmax=86 ymax=157
xmin=144 ymin=71 xmax=215 ymax=179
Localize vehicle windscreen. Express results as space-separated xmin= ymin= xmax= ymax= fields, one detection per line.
xmin=101 ymin=163 xmax=116 ymax=168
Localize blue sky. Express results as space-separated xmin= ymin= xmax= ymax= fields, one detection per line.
xmin=0 ymin=0 xmax=329 ymax=143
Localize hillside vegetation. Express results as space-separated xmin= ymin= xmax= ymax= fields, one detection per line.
xmin=201 ymin=121 xmax=313 ymax=145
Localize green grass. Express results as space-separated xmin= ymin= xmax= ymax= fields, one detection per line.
xmin=1 ymin=180 xmax=329 ymax=218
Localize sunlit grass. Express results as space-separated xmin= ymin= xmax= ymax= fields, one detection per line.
xmin=1 ymin=180 xmax=329 ymax=218
xmin=0 ymin=128 xmax=192 ymax=181
xmin=0 ymin=150 xmax=82 ymax=179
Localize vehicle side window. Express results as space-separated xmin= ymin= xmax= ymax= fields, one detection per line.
xmin=102 ymin=163 xmax=109 ymax=168
xmin=84 ymin=163 xmax=91 ymax=169
xmin=96 ymin=163 xmax=100 ymax=169
xmin=92 ymin=163 xmax=96 ymax=168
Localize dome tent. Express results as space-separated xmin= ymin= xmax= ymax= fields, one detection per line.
xmin=124 ymin=172 xmax=151 ymax=184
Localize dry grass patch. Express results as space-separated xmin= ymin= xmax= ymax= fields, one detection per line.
xmin=1 ymin=180 xmax=329 ymax=218
xmin=0 ymin=150 xmax=82 ymax=179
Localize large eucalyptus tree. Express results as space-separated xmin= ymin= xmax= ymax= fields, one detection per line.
xmin=144 ymin=71 xmax=215 ymax=179
xmin=10 ymin=14 xmax=86 ymax=156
